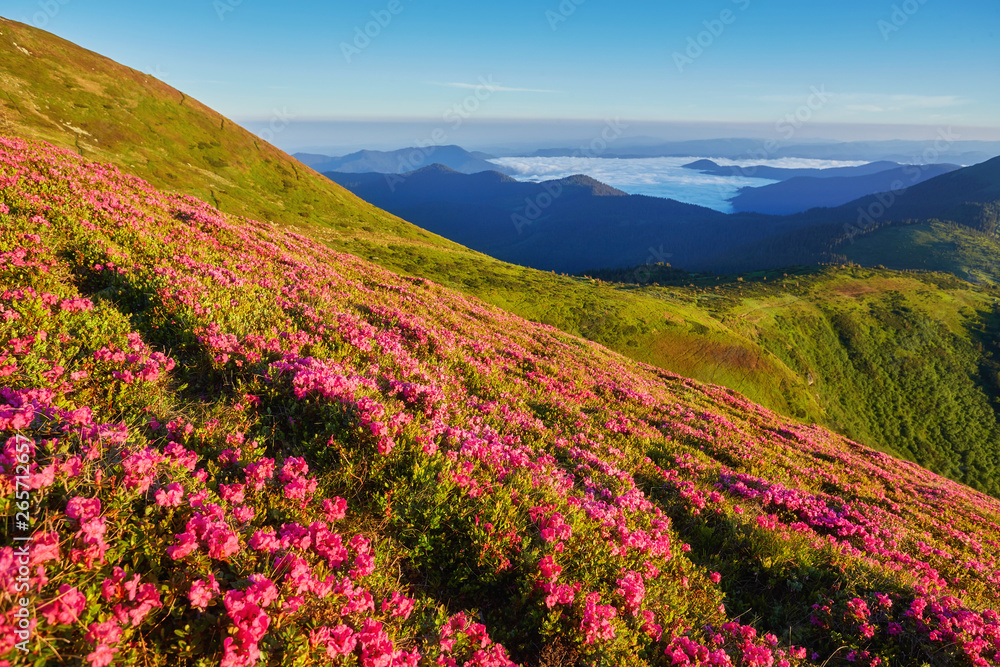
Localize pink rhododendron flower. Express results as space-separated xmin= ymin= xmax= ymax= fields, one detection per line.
xmin=121 ymin=447 xmax=164 ymax=493
xmin=579 ymin=592 xmax=616 ymax=644
xmin=86 ymin=619 xmax=123 ymax=645
xmin=615 ymin=570 xmax=645 ymax=615
xmin=154 ymin=482 xmax=184 ymax=507
xmin=219 ymin=482 xmax=246 ymax=504
xmin=86 ymin=644 xmax=116 ymax=667
xmin=249 ymin=528 xmax=280 ymax=553
xmin=538 ymin=554 xmax=562 ymax=582
xmin=244 ymin=457 xmax=275 ymax=491
xmin=382 ymin=591 xmax=416 ymax=620
xmin=30 ymin=532 xmax=60 ymax=566
xmin=322 ymin=496 xmax=347 ymax=521
xmin=206 ymin=525 xmax=240 ymax=559
xmin=40 ymin=584 xmax=86 ymax=625
xmin=189 ymin=575 xmax=221 ymax=611
xmin=233 ymin=504 xmax=255 ymax=523
xmin=66 ymin=496 xmax=101 ymax=522
xmin=167 ymin=533 xmax=199 ymax=560
xmin=246 ymin=574 xmax=279 ymax=608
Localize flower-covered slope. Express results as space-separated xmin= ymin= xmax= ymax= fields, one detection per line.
xmin=1 ymin=134 xmax=999 ymax=667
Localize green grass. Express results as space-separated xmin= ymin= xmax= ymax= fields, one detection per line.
xmin=4 ymin=17 xmax=1000 ymax=495
xmin=841 ymin=220 xmax=1000 ymax=285
xmin=615 ymin=266 xmax=1000 ymax=495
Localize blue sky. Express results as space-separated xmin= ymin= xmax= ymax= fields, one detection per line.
xmin=7 ymin=0 xmax=999 ymax=148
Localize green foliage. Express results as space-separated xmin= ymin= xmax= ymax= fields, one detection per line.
xmin=585 ymin=266 xmax=1000 ymax=496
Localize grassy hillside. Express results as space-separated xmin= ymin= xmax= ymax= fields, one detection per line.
xmin=838 ymin=220 xmax=1000 ymax=285
xmin=0 ymin=16 xmax=412 ymax=239
xmin=3 ymin=18 xmax=1000 ymax=497
xmin=585 ymin=265 xmax=1000 ymax=495
xmin=4 ymin=135 xmax=1000 ymax=667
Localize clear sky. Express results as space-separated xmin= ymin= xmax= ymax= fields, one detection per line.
xmin=6 ymin=0 xmax=999 ymax=148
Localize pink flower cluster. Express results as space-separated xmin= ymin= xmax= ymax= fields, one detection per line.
xmin=3 ymin=133 xmax=1000 ymax=667
xmin=167 ymin=509 xmax=241 ymax=561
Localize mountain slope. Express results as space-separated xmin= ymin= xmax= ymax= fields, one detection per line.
xmin=700 ymin=156 xmax=1000 ymax=275
xmin=4 ymin=134 xmax=1000 ymax=667
xmin=0 ymin=16 xmax=450 ymax=247
xmin=327 ymin=166 xmax=797 ymax=274
xmin=729 ymin=164 xmax=960 ymax=215
xmin=845 ymin=155 xmax=1000 ymax=234
xmin=326 ymin=166 xmax=661 ymax=269
xmin=324 ymin=157 xmax=1000 ymax=277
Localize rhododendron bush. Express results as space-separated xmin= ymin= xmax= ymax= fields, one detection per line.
xmin=1 ymin=135 xmax=999 ymax=666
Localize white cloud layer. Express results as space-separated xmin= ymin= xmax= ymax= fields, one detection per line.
xmin=488 ymin=156 xmax=867 ymax=212
xmin=836 ymin=94 xmax=969 ymax=113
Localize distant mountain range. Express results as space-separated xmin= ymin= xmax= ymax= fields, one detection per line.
xmin=682 ymin=159 xmax=906 ymax=180
xmin=325 ymin=165 xmax=727 ymax=272
xmin=683 ymin=158 xmax=962 ymax=214
xmin=523 ymin=138 xmax=1000 ymax=164
xmin=325 ymin=156 xmax=1000 ymax=275
xmin=294 ymin=145 xmax=512 ymax=175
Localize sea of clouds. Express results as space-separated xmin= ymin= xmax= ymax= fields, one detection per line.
xmin=488 ymin=156 xmax=869 ymax=212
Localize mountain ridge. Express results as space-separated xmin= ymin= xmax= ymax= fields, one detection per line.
xmin=323 ymin=156 xmax=1000 ymax=276
xmin=683 ymin=159 xmax=907 ymax=181
xmin=295 ymin=145 xmax=512 ymax=176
